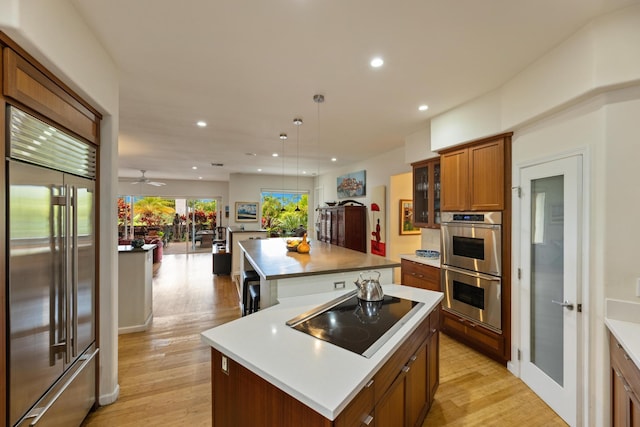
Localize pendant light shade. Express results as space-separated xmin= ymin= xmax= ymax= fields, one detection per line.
xmin=280 ymin=133 xmax=287 ymax=212
xmin=313 ymin=94 xmax=324 ymax=194
xmin=293 ymin=117 xmax=303 ymax=212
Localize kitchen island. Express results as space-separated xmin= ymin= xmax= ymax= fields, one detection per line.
xmin=201 ymin=284 xmax=443 ymax=426
xmin=238 ymin=238 xmax=400 ymax=310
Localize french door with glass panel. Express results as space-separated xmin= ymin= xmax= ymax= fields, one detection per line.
xmin=519 ymin=155 xmax=582 ymax=426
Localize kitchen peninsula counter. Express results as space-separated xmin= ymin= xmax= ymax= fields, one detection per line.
xmin=201 ymin=284 xmax=443 ymax=423
xmin=118 ymin=244 xmax=157 ymax=333
xmin=238 ymin=238 xmax=400 ymax=309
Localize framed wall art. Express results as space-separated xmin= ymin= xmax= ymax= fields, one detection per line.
xmin=235 ymin=201 xmax=258 ymax=222
xmin=400 ymin=199 xmax=420 ymax=235
xmin=336 ymin=170 xmax=366 ymax=199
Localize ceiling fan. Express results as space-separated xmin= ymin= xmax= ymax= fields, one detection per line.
xmin=131 ymin=170 xmax=166 ymax=186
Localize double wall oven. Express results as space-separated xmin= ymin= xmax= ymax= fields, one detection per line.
xmin=440 ymin=212 xmax=502 ymax=333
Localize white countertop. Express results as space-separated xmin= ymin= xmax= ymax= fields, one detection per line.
xmin=400 ymin=253 xmax=441 ymax=268
xmin=200 ymin=284 xmax=443 ymax=420
xmin=605 ymin=298 xmax=640 ymax=369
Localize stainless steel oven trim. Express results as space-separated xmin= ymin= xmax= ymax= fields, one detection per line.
xmin=441 ymin=265 xmax=502 ymax=333
xmin=440 ymin=211 xmax=502 ymax=225
xmin=441 ymin=221 xmax=502 ymax=276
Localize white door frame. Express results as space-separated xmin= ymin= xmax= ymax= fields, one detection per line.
xmin=509 ymin=149 xmax=591 ymax=426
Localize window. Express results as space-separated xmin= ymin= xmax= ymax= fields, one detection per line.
xmin=261 ymin=191 xmax=308 ymax=237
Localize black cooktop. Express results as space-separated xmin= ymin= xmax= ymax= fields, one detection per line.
xmin=286 ymin=291 xmax=423 ymax=358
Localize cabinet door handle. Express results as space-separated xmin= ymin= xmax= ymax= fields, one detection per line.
xmin=623 ymin=352 xmax=631 ymax=361
xmin=410 ymin=355 xmax=418 ymax=362
xmin=402 ymin=365 xmax=410 ymax=373
xmin=363 ymin=415 xmax=374 ymax=425
xmin=365 ymin=379 xmax=374 ymax=388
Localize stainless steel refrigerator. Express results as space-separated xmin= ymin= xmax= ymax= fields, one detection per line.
xmin=7 ymin=106 xmax=99 ymax=427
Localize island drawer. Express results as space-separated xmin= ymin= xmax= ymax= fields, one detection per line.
xmin=334 ymin=379 xmax=374 ymax=427
xmin=401 ymin=259 xmax=440 ymax=292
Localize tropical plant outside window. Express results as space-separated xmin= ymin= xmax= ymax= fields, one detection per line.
xmin=117 ymin=196 xmax=217 ymax=242
xmin=261 ymin=191 xmax=308 ymax=237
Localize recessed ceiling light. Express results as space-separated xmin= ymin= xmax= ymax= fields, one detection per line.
xmin=370 ymin=57 xmax=384 ymax=68
xmin=196 ymin=121 xmax=207 ymax=127
xmin=198 ymin=176 xmax=203 ymax=180
xmin=192 ymin=166 xmax=198 ymax=170
xmin=331 ymin=158 xmax=337 ymax=162
xmin=418 ymin=105 xmax=429 ymax=111
xmin=257 ymin=168 xmax=262 ymax=172
xmin=272 ymin=153 xmax=279 ymax=157
xmin=302 ymin=171 xmax=307 ymax=175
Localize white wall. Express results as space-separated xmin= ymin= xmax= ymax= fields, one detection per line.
xmin=316 ymin=147 xmax=411 ymax=255
xmin=389 ymin=173 xmax=421 ymax=282
xmin=229 ymin=173 xmax=315 ymax=231
xmin=1 ymin=0 xmax=121 ymax=405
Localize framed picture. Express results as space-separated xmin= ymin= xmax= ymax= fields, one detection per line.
xmin=337 ymin=170 xmax=366 ymax=198
xmin=235 ymin=201 xmax=258 ymax=222
xmin=400 ymin=199 xmax=420 ymax=235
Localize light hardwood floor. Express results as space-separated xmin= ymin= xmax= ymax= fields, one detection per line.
xmin=83 ymin=253 xmax=565 ymax=426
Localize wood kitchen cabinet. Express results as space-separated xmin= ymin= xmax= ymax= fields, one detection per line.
xmin=440 ymin=309 xmax=505 ymax=363
xmin=210 ymin=309 xmax=439 ymax=427
xmin=375 ymin=310 xmax=439 ymax=427
xmin=316 ymin=206 xmax=366 ymax=253
xmin=610 ymin=333 xmax=640 ymax=427
xmin=401 ymin=259 xmax=440 ymax=292
xmin=411 ymin=158 xmax=441 ymax=228
xmin=440 ymin=133 xmax=512 ymax=212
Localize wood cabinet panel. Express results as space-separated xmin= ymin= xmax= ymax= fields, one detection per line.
xmin=334 ymin=381 xmax=374 ymax=427
xmin=439 ymin=133 xmax=511 ymax=212
xmin=610 ymin=332 xmax=640 ymax=427
xmin=375 ymin=373 xmax=406 ymax=427
xmin=317 ymin=206 xmax=366 ymax=253
xmin=469 ymin=139 xmax=505 ymax=210
xmin=405 ymin=343 xmax=428 ymax=427
xmin=411 ymin=158 xmax=441 ymax=228
xmin=441 ymin=309 xmax=504 ymax=362
xmin=440 ymin=149 xmax=469 ymax=211
xmin=401 ymin=259 xmax=440 ymax=292
xmin=3 ymin=48 xmax=100 ymax=144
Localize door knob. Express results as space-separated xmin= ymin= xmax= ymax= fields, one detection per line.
xmin=551 ymin=300 xmax=574 ymax=310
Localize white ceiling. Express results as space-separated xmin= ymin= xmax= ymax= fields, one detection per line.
xmin=71 ymin=0 xmax=636 ymax=183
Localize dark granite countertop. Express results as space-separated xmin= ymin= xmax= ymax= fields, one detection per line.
xmin=239 ymin=238 xmax=400 ymax=280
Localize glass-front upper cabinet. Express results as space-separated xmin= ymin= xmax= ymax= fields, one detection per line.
xmin=411 ymin=158 xmax=441 ymax=229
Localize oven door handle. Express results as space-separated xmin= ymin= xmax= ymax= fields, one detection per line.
xmin=441 ymin=265 xmax=501 ymax=281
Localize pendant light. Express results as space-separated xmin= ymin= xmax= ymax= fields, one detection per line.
xmin=280 ymin=133 xmax=287 ymax=212
xmin=313 ymin=94 xmax=324 ymax=208
xmin=293 ymin=117 xmax=303 ymax=212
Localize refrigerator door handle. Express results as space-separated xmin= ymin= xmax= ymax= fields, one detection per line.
xmin=72 ymin=185 xmax=79 ymax=358
xmin=64 ymin=186 xmax=72 ymax=365
xmin=25 ymin=348 xmax=99 ymax=426
xmin=50 ymin=191 xmax=67 ymax=364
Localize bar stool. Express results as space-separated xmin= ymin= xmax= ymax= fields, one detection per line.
xmin=248 ymin=283 xmax=260 ymax=314
xmin=242 ymin=270 xmax=260 ymax=316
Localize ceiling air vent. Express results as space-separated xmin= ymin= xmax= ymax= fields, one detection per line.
xmin=211 ymin=163 xmax=224 ymax=167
